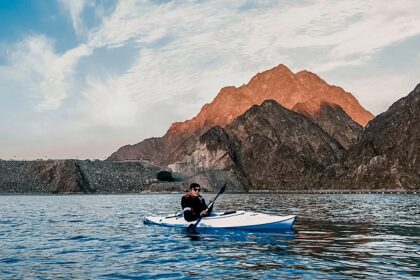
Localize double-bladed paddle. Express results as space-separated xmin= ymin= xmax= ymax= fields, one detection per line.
xmin=187 ymin=183 xmax=226 ymax=233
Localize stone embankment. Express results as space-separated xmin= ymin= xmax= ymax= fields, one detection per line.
xmin=0 ymin=160 xmax=48 ymax=193
xmin=0 ymin=160 xmax=161 ymax=194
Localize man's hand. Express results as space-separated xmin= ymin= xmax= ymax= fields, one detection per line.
xmin=200 ymin=210 xmax=208 ymax=217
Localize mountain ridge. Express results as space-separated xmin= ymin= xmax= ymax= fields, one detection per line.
xmin=109 ymin=64 xmax=373 ymax=165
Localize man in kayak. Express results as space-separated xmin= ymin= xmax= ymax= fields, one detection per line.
xmin=181 ymin=183 xmax=213 ymax=222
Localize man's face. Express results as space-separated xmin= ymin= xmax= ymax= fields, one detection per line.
xmin=190 ymin=187 xmax=201 ymax=197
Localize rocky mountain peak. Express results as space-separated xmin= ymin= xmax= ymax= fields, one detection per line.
xmin=164 ymin=64 xmax=372 ymax=139
xmin=247 ymin=64 xmax=295 ymax=85
xmin=109 ymin=63 xmax=373 ymax=165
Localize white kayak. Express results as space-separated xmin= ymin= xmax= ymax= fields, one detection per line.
xmin=143 ymin=211 xmax=296 ymax=231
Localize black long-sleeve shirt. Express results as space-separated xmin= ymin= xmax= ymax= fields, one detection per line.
xmin=181 ymin=194 xmax=208 ymax=221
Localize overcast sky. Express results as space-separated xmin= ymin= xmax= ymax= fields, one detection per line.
xmin=1 ymin=0 xmax=419 ymax=160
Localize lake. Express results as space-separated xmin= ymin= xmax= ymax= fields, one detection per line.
xmin=0 ymin=193 xmax=418 ymax=279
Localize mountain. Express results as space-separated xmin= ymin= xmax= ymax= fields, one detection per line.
xmin=108 ymin=64 xmax=373 ymax=166
xmin=171 ymin=100 xmax=345 ymax=190
xmin=171 ymin=84 xmax=420 ymax=191
xmin=333 ymin=84 xmax=420 ymax=190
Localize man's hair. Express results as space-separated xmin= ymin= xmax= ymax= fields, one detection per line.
xmin=189 ymin=183 xmax=200 ymax=189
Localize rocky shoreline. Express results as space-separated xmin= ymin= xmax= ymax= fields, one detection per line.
xmin=0 ymin=160 xmax=248 ymax=194
xmin=248 ymin=190 xmax=418 ymax=194
xmin=0 ymin=157 xmax=417 ymax=194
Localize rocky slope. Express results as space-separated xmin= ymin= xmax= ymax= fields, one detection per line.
xmin=332 ymin=84 xmax=420 ymax=190
xmin=109 ymin=64 xmax=372 ymax=166
xmin=0 ymin=160 xmax=161 ymax=193
xmin=293 ymin=102 xmax=363 ymax=149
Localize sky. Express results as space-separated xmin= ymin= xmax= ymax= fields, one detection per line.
xmin=1 ymin=0 xmax=420 ymax=160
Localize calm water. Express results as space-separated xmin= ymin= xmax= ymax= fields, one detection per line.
xmin=0 ymin=194 xmax=418 ymax=279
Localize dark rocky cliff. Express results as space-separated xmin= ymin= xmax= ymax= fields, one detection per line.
xmin=228 ymin=100 xmax=344 ymax=190
xmin=331 ymin=84 xmax=420 ymax=190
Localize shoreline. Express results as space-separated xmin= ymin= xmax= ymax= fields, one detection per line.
xmin=248 ymin=189 xmax=418 ymax=194
xmin=0 ymin=190 xmax=417 ymax=195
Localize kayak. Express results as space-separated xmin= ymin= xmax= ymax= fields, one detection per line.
xmin=143 ymin=211 xmax=296 ymax=231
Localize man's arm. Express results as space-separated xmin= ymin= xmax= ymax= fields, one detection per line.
xmin=181 ymin=196 xmax=187 ymax=209
xmin=199 ymin=197 xmax=213 ymax=216
xmin=182 ymin=196 xmax=196 ymax=221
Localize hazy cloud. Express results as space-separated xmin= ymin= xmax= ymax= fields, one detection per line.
xmin=7 ymin=35 xmax=91 ymax=111
xmin=342 ymin=74 xmax=418 ymax=115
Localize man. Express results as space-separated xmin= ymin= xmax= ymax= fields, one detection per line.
xmin=181 ymin=183 xmax=213 ymax=222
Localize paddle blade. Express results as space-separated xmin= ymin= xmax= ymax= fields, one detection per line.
xmin=187 ymin=217 xmax=202 ymax=233
xmin=187 ymin=223 xmax=196 ymax=233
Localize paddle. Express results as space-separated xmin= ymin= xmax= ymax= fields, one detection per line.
xmin=187 ymin=183 xmax=226 ymax=233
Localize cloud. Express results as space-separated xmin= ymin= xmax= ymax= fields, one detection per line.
xmin=327 ymin=3 xmax=420 ymax=61
xmin=83 ymin=74 xmax=141 ymax=127
xmin=340 ymin=74 xmax=417 ymax=115
xmin=7 ymin=35 xmax=91 ymax=111
xmin=87 ymin=0 xmax=170 ymax=49
xmin=59 ymin=0 xmax=89 ymax=35
xmin=83 ymin=0 xmax=420 ymax=79
xmin=86 ymin=1 xmax=420 ymax=67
